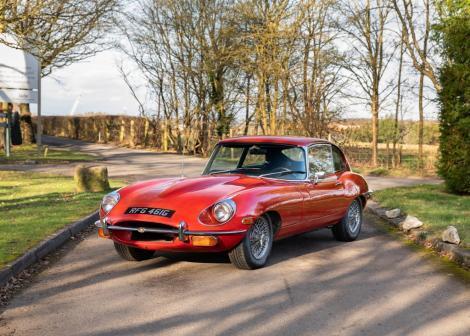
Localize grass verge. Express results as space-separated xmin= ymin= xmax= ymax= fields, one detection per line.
xmin=0 ymin=144 xmax=96 ymax=164
xmin=0 ymin=171 xmax=123 ymax=267
xmin=373 ymin=184 xmax=469 ymax=246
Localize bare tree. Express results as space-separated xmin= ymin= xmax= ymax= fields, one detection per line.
xmin=120 ymin=0 xmax=239 ymax=154
xmin=392 ymin=0 xmax=438 ymax=168
xmin=339 ymin=0 xmax=395 ymax=167
xmin=391 ymin=0 xmax=440 ymax=92
xmin=233 ymin=0 xmax=302 ymax=135
xmin=1 ymin=0 xmax=118 ymax=76
xmin=288 ymin=0 xmax=345 ymax=138
xmin=392 ymin=28 xmax=405 ymax=168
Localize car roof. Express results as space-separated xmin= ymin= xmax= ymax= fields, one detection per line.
xmin=218 ymin=136 xmax=330 ymax=147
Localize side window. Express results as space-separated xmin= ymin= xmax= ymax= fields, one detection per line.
xmin=332 ymin=146 xmax=346 ymax=172
xmin=308 ymin=145 xmax=335 ymax=175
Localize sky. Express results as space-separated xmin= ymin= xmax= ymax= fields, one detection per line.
xmin=41 ymin=49 xmax=142 ymax=116
xmin=36 ymin=46 xmax=437 ymax=121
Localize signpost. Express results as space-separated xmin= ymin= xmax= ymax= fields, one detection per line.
xmin=0 ymin=112 xmax=11 ymax=157
xmin=0 ymin=38 xmax=41 ymax=155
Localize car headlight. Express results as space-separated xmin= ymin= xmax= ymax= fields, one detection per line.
xmin=212 ymin=199 xmax=236 ymax=223
xmin=101 ymin=191 xmax=120 ymax=214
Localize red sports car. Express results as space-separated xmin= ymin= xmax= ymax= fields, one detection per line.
xmin=96 ymin=136 xmax=371 ymax=269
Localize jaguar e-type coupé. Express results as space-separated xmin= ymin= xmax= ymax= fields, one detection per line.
xmin=96 ymin=136 xmax=371 ymax=269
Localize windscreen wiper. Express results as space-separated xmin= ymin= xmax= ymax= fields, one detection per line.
xmin=209 ymin=167 xmax=260 ymax=175
xmin=259 ymin=170 xmax=306 ymax=178
xmin=209 ymin=169 xmax=239 ymax=175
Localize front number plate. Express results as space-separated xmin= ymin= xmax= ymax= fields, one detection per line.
xmin=125 ymin=207 xmax=175 ymax=218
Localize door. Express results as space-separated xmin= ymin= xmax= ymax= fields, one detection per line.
xmin=331 ymin=145 xmax=351 ymax=216
xmin=302 ymin=144 xmax=345 ymax=229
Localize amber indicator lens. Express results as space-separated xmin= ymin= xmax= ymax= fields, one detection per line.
xmin=98 ymin=228 xmax=110 ymax=238
xmin=191 ymin=236 xmax=218 ymax=246
xmin=241 ymin=216 xmax=255 ymax=225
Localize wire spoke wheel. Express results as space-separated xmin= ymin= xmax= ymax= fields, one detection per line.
xmin=332 ymin=199 xmax=363 ymax=242
xmin=248 ymin=216 xmax=271 ymax=260
xmin=347 ymin=200 xmax=361 ymax=234
xmin=229 ymin=214 xmax=273 ymax=269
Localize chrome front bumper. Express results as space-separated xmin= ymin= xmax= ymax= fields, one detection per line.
xmin=94 ymin=219 xmax=246 ymax=241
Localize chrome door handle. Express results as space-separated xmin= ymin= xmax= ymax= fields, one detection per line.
xmin=335 ymin=181 xmax=343 ymax=186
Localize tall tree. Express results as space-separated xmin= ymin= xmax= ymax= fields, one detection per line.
xmin=121 ymin=0 xmax=238 ymax=154
xmin=392 ymin=0 xmax=438 ymax=169
xmin=392 ymin=28 xmax=405 ymax=168
xmin=234 ymin=0 xmax=301 ymax=135
xmin=289 ymin=0 xmax=345 ymax=138
xmin=339 ymin=0 xmax=395 ymax=167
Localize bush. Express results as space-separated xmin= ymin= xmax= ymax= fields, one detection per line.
xmin=435 ymin=1 xmax=470 ymax=194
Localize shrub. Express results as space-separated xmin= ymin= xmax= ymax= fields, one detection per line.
xmin=435 ymin=0 xmax=470 ymax=194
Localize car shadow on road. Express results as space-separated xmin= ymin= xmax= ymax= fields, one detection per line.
xmin=72 ymin=231 xmax=469 ymax=336
xmin=153 ymin=227 xmax=372 ymax=269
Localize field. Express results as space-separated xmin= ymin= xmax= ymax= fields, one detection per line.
xmin=344 ymin=143 xmax=438 ymax=177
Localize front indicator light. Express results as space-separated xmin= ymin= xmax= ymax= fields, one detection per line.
xmin=98 ymin=228 xmax=110 ymax=239
xmin=241 ymin=216 xmax=255 ymax=225
xmin=191 ymin=236 xmax=218 ymax=246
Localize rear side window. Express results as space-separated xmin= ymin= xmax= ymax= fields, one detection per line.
xmin=308 ymin=144 xmax=335 ymax=175
xmin=332 ymin=146 xmax=346 ymax=172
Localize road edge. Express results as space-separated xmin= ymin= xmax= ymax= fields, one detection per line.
xmin=366 ymin=201 xmax=470 ymax=270
xmin=0 ymin=211 xmax=99 ymax=287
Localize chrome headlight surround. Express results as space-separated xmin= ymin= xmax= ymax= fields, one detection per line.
xmin=212 ymin=199 xmax=236 ymax=223
xmin=101 ymin=191 xmax=120 ymax=215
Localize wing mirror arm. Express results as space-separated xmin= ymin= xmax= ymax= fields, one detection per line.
xmin=312 ymin=171 xmax=326 ymax=184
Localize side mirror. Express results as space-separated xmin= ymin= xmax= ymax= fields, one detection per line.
xmin=313 ymin=171 xmax=326 ymax=184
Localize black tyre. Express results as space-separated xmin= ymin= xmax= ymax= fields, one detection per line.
xmin=114 ymin=242 xmax=155 ymax=261
xmin=332 ymin=199 xmax=363 ymax=242
xmin=229 ymin=214 xmax=273 ymax=270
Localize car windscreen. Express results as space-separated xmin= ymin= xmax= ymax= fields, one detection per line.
xmin=204 ymin=144 xmax=307 ymax=180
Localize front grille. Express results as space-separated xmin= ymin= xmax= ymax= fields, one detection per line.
xmin=131 ymin=231 xmax=174 ymax=241
xmin=116 ymin=221 xmax=177 ymax=242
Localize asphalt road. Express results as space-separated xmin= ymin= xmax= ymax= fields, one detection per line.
xmin=1 ymin=137 xmax=468 ymax=336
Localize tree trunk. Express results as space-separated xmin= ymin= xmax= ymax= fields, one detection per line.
xmin=19 ymin=103 xmax=35 ymax=144
xmin=418 ymin=70 xmax=424 ymax=171
xmin=371 ymin=92 xmax=379 ymax=167
xmin=0 ymin=102 xmax=7 ymax=149
xmin=393 ymin=33 xmax=404 ymax=168
xmin=270 ymin=79 xmax=278 ymax=135
xmin=244 ymin=75 xmax=251 ymax=136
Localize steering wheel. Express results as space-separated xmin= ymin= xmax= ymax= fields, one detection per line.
xmin=270 ymin=167 xmax=290 ymax=174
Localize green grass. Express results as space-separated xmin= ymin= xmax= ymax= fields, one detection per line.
xmin=0 ymin=144 xmax=96 ymax=163
xmin=0 ymin=171 xmax=123 ymax=267
xmin=374 ymin=184 xmax=470 ymax=245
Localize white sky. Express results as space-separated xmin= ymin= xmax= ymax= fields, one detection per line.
xmin=36 ymin=48 xmax=437 ymax=121
xmin=41 ymin=49 xmax=142 ymax=116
